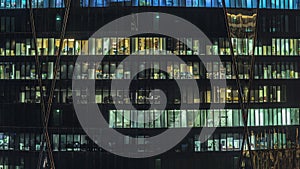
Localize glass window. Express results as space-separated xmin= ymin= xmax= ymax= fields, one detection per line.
xmin=88 ymin=38 xmax=95 ymax=55
xmin=153 ymin=0 xmax=158 ymax=6
xmin=192 ymin=0 xmax=198 ymax=7
xmin=212 ymin=0 xmax=220 ymax=7
xmin=278 ymin=108 xmax=282 ymax=125
xmin=186 ymin=0 xmax=192 ymax=6
xmin=194 ymin=110 xmax=201 ymax=127
xmin=174 ymin=110 xmax=181 ymax=127
xmin=89 ymin=0 xmax=95 ymax=7
xmin=207 ymin=110 xmax=213 ymax=127
xmin=73 ymin=135 xmax=80 ymax=151
xmin=279 ymin=0 xmax=284 ymax=8
xmin=116 ymin=110 xmax=123 ymax=128
xmin=205 ymin=0 xmax=211 ymax=7
xmin=220 ymin=110 xmax=226 ymax=127
xmin=60 ymin=134 xmax=66 ymax=151
xmin=271 ymin=0 xmax=275 ymax=8
xmin=198 ymin=0 xmax=205 ymax=7
xmin=286 ymin=108 xmax=291 ymax=125
xmin=199 ymin=110 xmax=206 ymax=127
xmin=207 ymin=137 xmax=214 ymax=151
xmin=289 ymin=0 xmax=294 ymax=9
xmin=154 ymin=110 xmax=161 ymax=128
xmin=130 ymin=110 xmax=137 ymax=128
xmin=291 ymin=108 xmax=300 ymax=125
xmin=227 ymin=109 xmax=233 ymax=127
xmin=284 ymin=0 xmax=290 ymax=9
xmin=181 ymin=110 xmax=187 ymax=127
xmin=52 ymin=134 xmax=59 ymax=151
xmin=282 ymin=108 xmax=287 ymax=125
xmin=187 ymin=110 xmax=194 ymax=127
xmin=109 ymin=110 xmax=116 ymax=128
xmin=123 ymin=110 xmax=130 ymax=128
xmin=66 ymin=134 xmax=73 ymax=151
xmin=81 ymin=40 xmax=88 ymax=55
xmin=0 ymin=0 xmax=4 ymax=8
xmin=172 ymin=0 xmax=179 ymax=6
xmin=263 ymin=109 xmax=269 ymax=126
xmin=168 ymin=110 xmax=174 ymax=128
xmin=49 ymin=0 xmax=55 ymax=6
xmin=194 ymin=135 xmax=201 ymax=152
xmin=56 ymin=0 xmax=63 ymax=7
xmin=272 ymin=108 xmax=277 ymax=125
xmin=162 ymin=110 xmax=167 ymax=128
xmin=220 ymin=133 xmax=227 ymax=151
xmin=145 ymin=110 xmax=154 ymax=128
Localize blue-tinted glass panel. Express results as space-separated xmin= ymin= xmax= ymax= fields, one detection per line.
xmin=132 ymin=0 xmax=138 ymax=6
xmin=96 ymin=0 xmax=103 ymax=7
xmin=211 ymin=0 xmax=218 ymax=7
xmin=205 ymin=0 xmax=211 ymax=7
xmin=261 ymin=0 xmax=266 ymax=8
xmin=16 ymin=0 xmax=21 ymax=7
xmin=266 ymin=0 xmax=270 ymax=8
xmin=3 ymin=0 xmax=9 ymax=8
xmin=173 ymin=0 xmax=178 ymax=6
xmin=217 ymin=0 xmax=222 ymax=7
xmin=244 ymin=0 xmax=248 ymax=8
xmin=166 ymin=0 xmax=172 ymax=6
xmin=179 ymin=0 xmax=184 ymax=6
xmin=271 ymin=0 xmax=275 ymax=8
xmin=294 ymin=0 xmax=298 ymax=9
xmin=192 ymin=0 xmax=198 ymax=6
xmin=186 ymin=0 xmax=192 ymax=7
xmin=0 ymin=0 xmax=4 ymax=8
xmin=289 ymin=0 xmax=294 ymax=9
xmin=140 ymin=0 xmax=151 ymax=5
xmin=90 ymin=0 xmax=95 ymax=7
xmin=199 ymin=0 xmax=204 ymax=6
xmin=236 ymin=0 xmax=241 ymax=7
xmin=38 ymin=0 xmax=43 ymax=7
xmin=43 ymin=0 xmax=49 ymax=7
xmin=284 ymin=0 xmax=288 ymax=9
xmin=11 ymin=0 xmax=16 ymax=7
xmin=252 ymin=0 xmax=257 ymax=7
xmin=49 ymin=0 xmax=55 ymax=7
xmin=230 ymin=0 xmax=235 ymax=7
xmin=15 ymin=0 xmax=20 ymax=7
xmin=31 ymin=0 xmax=37 ymax=8
xmin=159 ymin=0 xmax=165 ymax=5
xmin=280 ymin=0 xmax=284 ymax=8
xmin=153 ymin=0 xmax=159 ymax=6
xmin=225 ymin=0 xmax=230 ymax=7
xmin=240 ymin=0 xmax=244 ymax=7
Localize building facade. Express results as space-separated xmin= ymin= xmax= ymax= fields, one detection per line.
xmin=0 ymin=0 xmax=300 ymax=168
